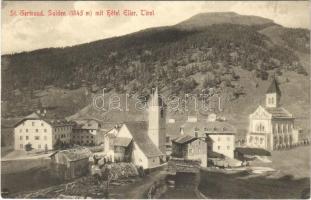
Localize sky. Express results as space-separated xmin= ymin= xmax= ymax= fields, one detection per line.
xmin=1 ymin=1 xmax=310 ymax=54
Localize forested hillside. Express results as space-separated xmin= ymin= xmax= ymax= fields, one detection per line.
xmin=1 ymin=12 xmax=310 ymax=131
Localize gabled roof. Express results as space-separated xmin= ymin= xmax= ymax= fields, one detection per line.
xmin=264 ymin=107 xmax=293 ymax=119
xmin=181 ymin=120 xmax=236 ymax=135
xmin=124 ymin=121 xmax=164 ymax=158
xmin=172 ymin=134 xmax=197 ymax=144
xmin=50 ymin=147 xmax=92 ymax=161
xmin=14 ymin=112 xmax=74 ymax=127
xmin=266 ymin=78 xmax=281 ymax=96
xmin=73 ymin=119 xmax=100 ymax=130
xmin=114 ymin=137 xmax=132 ymax=147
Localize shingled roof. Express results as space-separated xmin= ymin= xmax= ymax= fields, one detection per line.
xmin=182 ymin=120 xmax=236 ymax=135
xmin=124 ymin=121 xmax=164 ymax=158
xmin=15 ymin=112 xmax=74 ymax=127
xmin=266 ymin=77 xmax=281 ymax=96
xmin=172 ymin=135 xmax=197 ymax=144
xmin=264 ymin=107 xmax=293 ymax=119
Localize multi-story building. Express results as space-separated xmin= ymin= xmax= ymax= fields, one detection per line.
xmin=180 ymin=116 xmax=236 ymax=158
xmin=71 ymin=119 xmax=101 ymax=146
xmin=246 ymin=78 xmax=299 ymax=150
xmin=172 ymin=134 xmax=207 ymax=167
xmin=14 ymin=111 xmax=73 ymax=150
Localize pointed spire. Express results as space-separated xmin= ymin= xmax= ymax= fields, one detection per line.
xmin=151 ymin=87 xmax=159 ymax=106
xmin=266 ymin=76 xmax=281 ymax=96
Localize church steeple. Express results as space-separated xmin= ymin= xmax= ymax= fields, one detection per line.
xmin=266 ymin=77 xmax=281 ymax=108
xmin=148 ymin=87 xmax=166 ymax=154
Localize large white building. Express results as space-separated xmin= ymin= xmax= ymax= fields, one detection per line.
xmin=246 ymin=78 xmax=299 ymax=150
xmin=14 ymin=111 xmax=73 ymax=150
xmin=115 ymin=88 xmax=166 ymax=169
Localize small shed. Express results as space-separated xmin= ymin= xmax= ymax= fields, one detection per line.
xmin=50 ymin=147 xmax=92 ymax=180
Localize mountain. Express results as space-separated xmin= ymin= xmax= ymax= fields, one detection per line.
xmin=1 ymin=12 xmax=310 ymax=133
xmin=176 ymin=12 xmax=275 ymax=30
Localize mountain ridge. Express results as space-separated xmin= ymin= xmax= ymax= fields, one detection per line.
xmin=1 ymin=12 xmax=310 ymax=132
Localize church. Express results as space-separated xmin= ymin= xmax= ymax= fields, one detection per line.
xmin=246 ymin=78 xmax=299 ymax=151
xmin=115 ymin=88 xmax=166 ymax=169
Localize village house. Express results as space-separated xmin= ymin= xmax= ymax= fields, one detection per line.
xmin=246 ymin=78 xmax=299 ymax=150
xmin=171 ymin=134 xmax=207 ymax=167
xmin=94 ymin=124 xmax=120 ymax=162
xmin=50 ymin=147 xmax=92 ymax=180
xmin=115 ymin=88 xmax=166 ymax=169
xmin=14 ymin=111 xmax=73 ymax=150
xmin=71 ymin=119 xmax=101 ymax=146
xmin=180 ymin=115 xmax=236 ymax=159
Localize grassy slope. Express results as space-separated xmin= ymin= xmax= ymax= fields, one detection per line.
xmin=199 ymin=146 xmax=310 ymax=199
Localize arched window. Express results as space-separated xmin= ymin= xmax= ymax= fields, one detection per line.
xmin=256 ymin=123 xmax=265 ymax=132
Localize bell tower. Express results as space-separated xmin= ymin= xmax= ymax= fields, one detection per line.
xmin=148 ymin=87 xmax=166 ymax=154
xmin=266 ymin=77 xmax=281 ymax=108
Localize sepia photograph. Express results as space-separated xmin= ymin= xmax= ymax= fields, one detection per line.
xmin=1 ymin=1 xmax=310 ymax=199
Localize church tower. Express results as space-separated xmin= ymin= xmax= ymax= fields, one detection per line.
xmin=266 ymin=77 xmax=281 ymax=108
xmin=148 ymin=87 xmax=166 ymax=154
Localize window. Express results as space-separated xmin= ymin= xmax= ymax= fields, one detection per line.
xmin=20 ymin=129 xmax=22 ymax=133
xmin=256 ymin=123 xmax=265 ymax=132
xmin=218 ymin=146 xmax=221 ymax=150
xmin=20 ymin=136 xmax=23 ymax=140
xmin=41 ymin=123 xmax=44 ymax=126
xmin=35 ymin=136 xmax=40 ymax=140
xmin=26 ymin=136 xmax=29 ymax=140
xmin=36 ymin=129 xmax=39 ymax=133
xmin=44 ymin=129 xmax=47 ymax=133
xmin=32 ymin=122 xmax=35 ymax=126
xmin=195 ymin=132 xmax=198 ymax=137
xmin=26 ymin=129 xmax=28 ymax=133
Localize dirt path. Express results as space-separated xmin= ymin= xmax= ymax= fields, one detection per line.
xmin=110 ymin=170 xmax=166 ymax=199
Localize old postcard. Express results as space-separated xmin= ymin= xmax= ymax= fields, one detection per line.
xmin=1 ymin=1 xmax=310 ymax=199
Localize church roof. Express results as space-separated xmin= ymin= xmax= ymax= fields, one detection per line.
xmin=264 ymin=107 xmax=293 ymax=119
xmin=124 ymin=121 xmax=164 ymax=158
xmin=266 ymin=78 xmax=281 ymax=95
